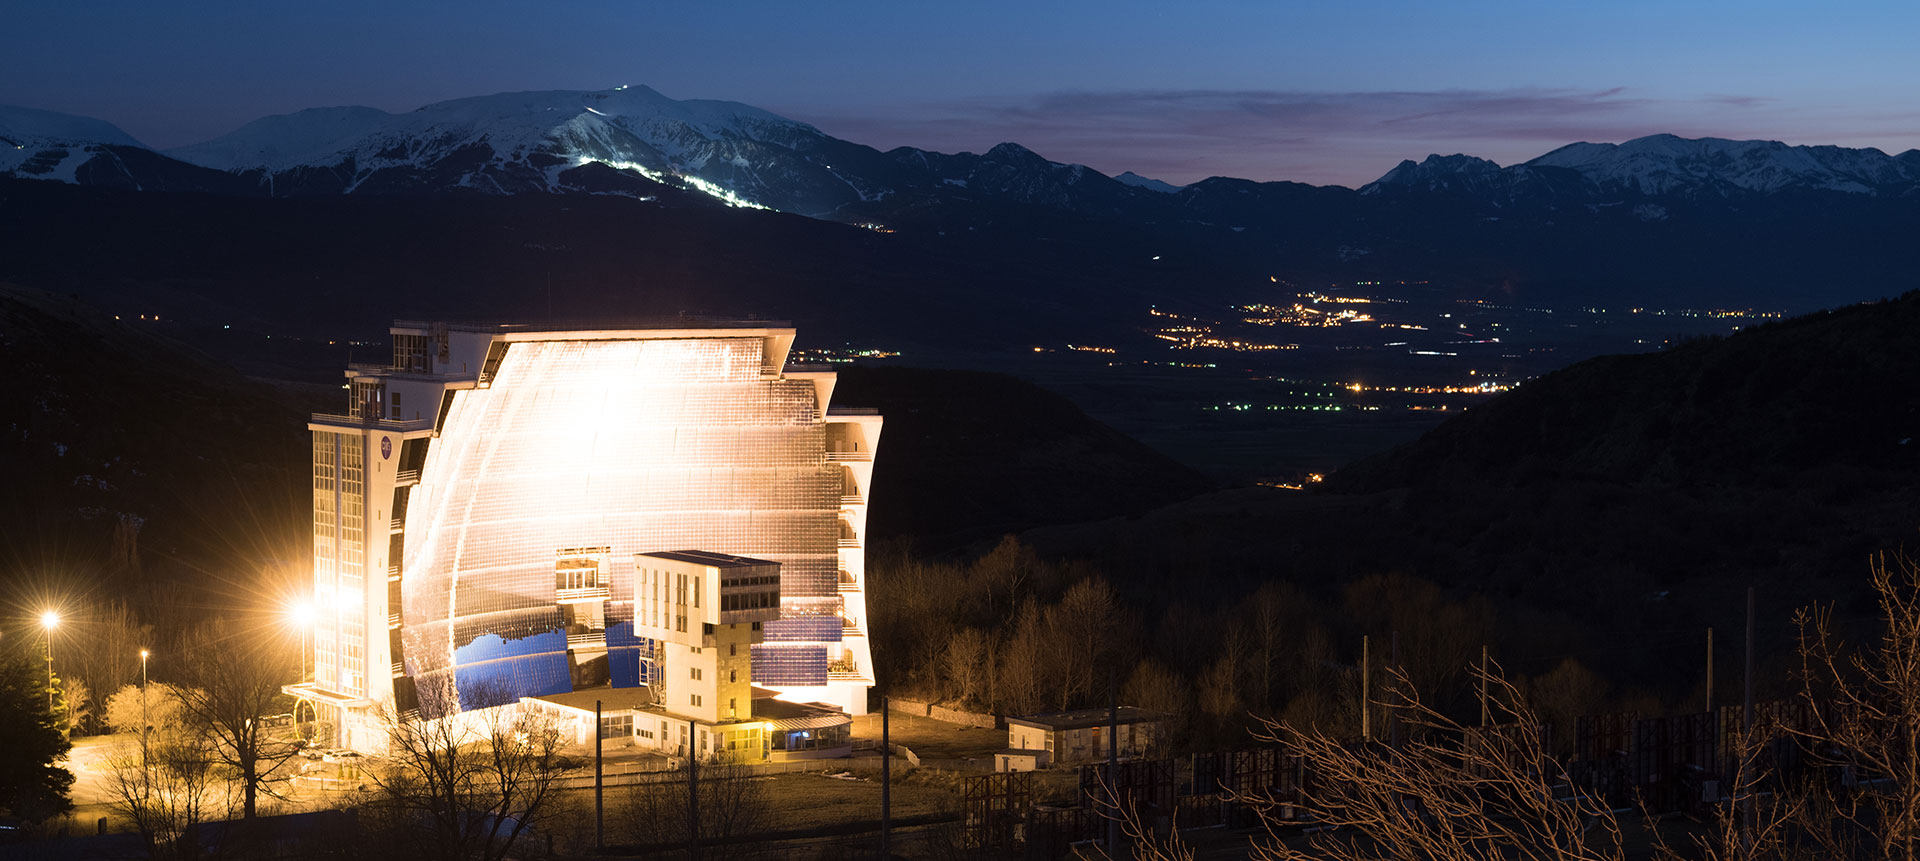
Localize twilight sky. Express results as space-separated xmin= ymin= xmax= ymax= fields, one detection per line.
xmin=4 ymin=0 xmax=1917 ymax=187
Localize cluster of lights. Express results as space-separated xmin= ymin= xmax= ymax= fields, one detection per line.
xmin=576 ymin=157 xmax=770 ymax=210
xmin=787 ymin=347 xmax=900 ymax=364
xmin=1345 ymin=380 xmax=1513 ymax=395
xmin=1239 ymin=303 xmax=1374 ymax=328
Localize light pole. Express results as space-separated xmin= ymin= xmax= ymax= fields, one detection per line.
xmin=39 ymin=611 xmax=58 ymax=714
xmin=140 ymin=649 xmax=151 ymax=782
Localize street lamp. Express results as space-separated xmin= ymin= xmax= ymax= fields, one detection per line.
xmin=39 ymin=611 xmax=58 ymax=713
xmin=139 ymin=648 xmax=152 ymax=780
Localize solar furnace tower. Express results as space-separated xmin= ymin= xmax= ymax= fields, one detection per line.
xmin=291 ymin=321 xmax=880 ymax=751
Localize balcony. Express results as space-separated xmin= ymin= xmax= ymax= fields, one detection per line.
xmin=310 ymin=413 xmax=437 ymax=433
xmin=837 ymin=572 xmax=860 ymax=593
xmin=396 ymin=469 xmax=421 ymax=486
xmin=557 ymin=586 xmax=612 ymax=604
xmin=840 ymin=494 xmax=864 ymax=506
xmin=826 ymin=449 xmax=872 ymax=463
xmin=837 ymin=538 xmax=861 ymax=549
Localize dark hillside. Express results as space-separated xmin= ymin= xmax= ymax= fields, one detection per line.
xmin=835 ymin=366 xmax=1212 ymax=550
xmin=0 ymin=284 xmax=322 ymax=615
xmin=0 ymin=290 xmax=1209 ymax=613
xmin=1333 ymin=292 xmax=1920 ymax=490
xmin=1021 ymin=294 xmax=1920 ymax=709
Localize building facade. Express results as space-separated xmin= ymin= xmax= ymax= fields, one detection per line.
xmin=291 ymin=322 xmax=881 ymax=751
xmin=1005 ymin=708 xmax=1164 ymax=765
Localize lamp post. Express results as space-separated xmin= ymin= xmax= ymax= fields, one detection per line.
xmin=39 ymin=611 xmax=58 ymax=714
xmin=140 ymin=649 xmax=151 ymax=782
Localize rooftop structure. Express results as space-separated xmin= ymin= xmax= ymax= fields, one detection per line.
xmin=289 ymin=320 xmax=881 ymax=752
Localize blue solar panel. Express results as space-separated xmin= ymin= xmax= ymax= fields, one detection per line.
xmin=763 ymin=616 xmax=842 ymax=642
xmin=753 ymin=644 xmax=827 ymax=686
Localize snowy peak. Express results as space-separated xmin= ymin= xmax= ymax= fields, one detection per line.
xmin=0 ymin=104 xmax=162 ymax=186
xmin=1115 ymin=171 xmax=1183 ymax=193
xmin=166 ymin=106 xmax=394 ymax=171
xmin=0 ymin=104 xmax=145 ymax=148
xmin=1525 ymin=133 xmax=1920 ymax=196
xmin=156 ymin=86 xmax=849 ymax=208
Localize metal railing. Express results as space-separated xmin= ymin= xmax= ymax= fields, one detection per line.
xmin=310 ymin=413 xmax=436 ymax=432
xmin=826 ymin=450 xmax=872 ymax=462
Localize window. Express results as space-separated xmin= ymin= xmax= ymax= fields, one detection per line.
xmin=691 ymin=667 xmax=702 ymax=680
xmin=728 ymin=670 xmax=737 ymax=683
xmin=390 ymin=391 xmax=402 ymax=419
xmin=691 ymin=694 xmax=702 ymax=707
xmin=729 ymin=644 xmax=737 ymax=656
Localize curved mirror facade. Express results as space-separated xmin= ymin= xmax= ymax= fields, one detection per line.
xmin=398 ymin=337 xmax=839 ymax=716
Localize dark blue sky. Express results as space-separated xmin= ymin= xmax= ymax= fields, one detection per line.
xmin=5 ymin=0 xmax=1916 ymax=186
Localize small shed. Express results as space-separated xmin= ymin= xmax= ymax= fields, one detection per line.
xmin=1005 ymin=707 xmax=1165 ymax=764
xmin=995 ymin=748 xmax=1049 ymax=772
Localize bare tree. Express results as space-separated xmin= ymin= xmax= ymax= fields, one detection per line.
xmin=102 ymin=720 xmax=230 ymax=853
xmin=1123 ymin=659 xmax=1189 ymax=755
xmin=998 ymin=597 xmax=1049 ymax=715
xmin=1052 ymin=576 xmax=1120 ymax=709
xmin=943 ymin=627 xmax=989 ymax=707
xmin=615 ymin=756 xmax=768 ymax=857
xmin=1795 ymin=551 xmax=1920 ymax=861
xmin=104 ymin=682 xmax=186 ymax=737
xmin=364 ymin=681 xmax=568 ymax=861
xmin=60 ymin=678 xmax=91 ymax=736
xmin=1251 ymin=662 xmax=1631 ymax=861
xmin=169 ymin=619 xmax=301 ymax=819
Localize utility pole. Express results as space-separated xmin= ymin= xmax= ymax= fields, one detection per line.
xmin=1361 ymin=635 xmax=1370 ymax=741
xmin=595 ymin=700 xmax=604 ymax=853
xmin=1479 ymin=644 xmax=1490 ymax=727
xmin=881 ymin=695 xmax=891 ymax=859
xmin=1108 ymin=665 xmax=1121 ymax=860
xmin=688 ymin=718 xmax=700 ymax=861
xmin=1743 ymin=587 xmax=1756 ymax=837
xmin=1705 ymin=626 xmax=1714 ymax=716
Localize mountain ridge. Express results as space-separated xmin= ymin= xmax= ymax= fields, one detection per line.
xmin=11 ymin=90 xmax=1920 ymax=215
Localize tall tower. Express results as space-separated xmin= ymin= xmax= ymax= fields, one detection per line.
xmin=290 ymin=321 xmax=881 ymax=751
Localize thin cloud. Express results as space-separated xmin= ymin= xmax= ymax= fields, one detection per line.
xmin=792 ymin=87 xmax=1805 ymax=187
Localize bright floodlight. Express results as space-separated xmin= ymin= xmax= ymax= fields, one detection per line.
xmin=140 ymin=648 xmax=150 ymax=660
xmin=39 ymin=610 xmax=58 ymax=630
xmin=290 ymin=600 xmax=315 ymax=628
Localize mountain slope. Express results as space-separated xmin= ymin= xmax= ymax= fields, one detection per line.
xmin=1365 ymin=134 xmax=1920 ymax=200
xmin=1332 ymin=292 xmax=1920 ymax=490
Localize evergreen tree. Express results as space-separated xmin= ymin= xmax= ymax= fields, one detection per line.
xmin=0 ymin=639 xmax=74 ymax=827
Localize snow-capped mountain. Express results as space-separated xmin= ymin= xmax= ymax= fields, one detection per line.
xmin=1363 ymin=134 xmax=1920 ymax=200
xmin=0 ymin=104 xmax=262 ymax=193
xmin=143 ymin=86 xmax=1162 ymax=216
xmin=0 ymin=104 xmax=145 ymax=182
xmin=1526 ymin=134 xmax=1920 ymax=196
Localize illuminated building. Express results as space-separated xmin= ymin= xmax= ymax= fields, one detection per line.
xmin=288 ymin=321 xmax=881 ymax=753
